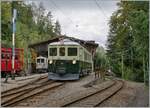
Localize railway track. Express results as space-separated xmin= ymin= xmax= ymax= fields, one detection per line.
xmin=94 ymin=80 xmax=124 ymax=107
xmin=64 ymin=80 xmax=124 ymax=107
xmin=1 ymin=76 xmax=49 ymax=104
xmin=1 ymin=76 xmax=64 ymax=107
xmin=2 ymin=75 xmax=47 ymax=94
xmin=46 ymin=79 xmax=124 ymax=107
xmin=1 ymin=75 xmax=124 ymax=107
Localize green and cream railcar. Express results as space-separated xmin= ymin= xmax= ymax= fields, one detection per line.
xmin=48 ymin=39 xmax=93 ymax=80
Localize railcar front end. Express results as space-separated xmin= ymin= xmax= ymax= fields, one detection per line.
xmin=48 ymin=40 xmax=93 ymax=80
xmin=48 ymin=60 xmax=80 ymax=80
xmin=36 ymin=56 xmax=48 ymax=73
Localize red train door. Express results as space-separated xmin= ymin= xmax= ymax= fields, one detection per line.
xmin=6 ymin=54 xmax=12 ymax=72
xmin=1 ymin=53 xmax=6 ymax=71
xmin=1 ymin=53 xmax=12 ymax=73
xmin=15 ymin=54 xmax=19 ymax=72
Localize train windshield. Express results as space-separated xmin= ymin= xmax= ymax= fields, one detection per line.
xmin=41 ymin=59 xmax=44 ymax=63
xmin=37 ymin=59 xmax=40 ymax=63
xmin=68 ymin=48 xmax=77 ymax=56
xmin=49 ymin=48 xmax=57 ymax=56
xmin=59 ymin=47 xmax=65 ymax=56
xmin=37 ymin=59 xmax=44 ymax=63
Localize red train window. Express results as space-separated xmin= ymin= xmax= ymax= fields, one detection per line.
xmin=1 ymin=54 xmax=5 ymax=59
xmin=6 ymin=54 xmax=10 ymax=59
xmin=15 ymin=55 xmax=18 ymax=60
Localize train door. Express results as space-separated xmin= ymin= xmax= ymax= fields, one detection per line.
xmin=6 ymin=54 xmax=12 ymax=72
xmin=15 ymin=54 xmax=19 ymax=72
xmin=1 ymin=53 xmax=6 ymax=71
xmin=41 ymin=58 xmax=48 ymax=71
xmin=41 ymin=58 xmax=45 ymax=69
xmin=1 ymin=53 xmax=11 ymax=77
xmin=1 ymin=53 xmax=6 ymax=77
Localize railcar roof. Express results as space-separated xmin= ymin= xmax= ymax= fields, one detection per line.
xmin=36 ymin=56 xmax=47 ymax=59
xmin=49 ymin=39 xmax=80 ymax=46
xmin=28 ymin=35 xmax=98 ymax=57
xmin=28 ymin=35 xmax=98 ymax=48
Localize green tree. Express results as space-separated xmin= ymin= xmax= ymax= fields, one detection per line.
xmin=94 ymin=46 xmax=108 ymax=69
xmin=1 ymin=1 xmax=62 ymax=73
xmin=107 ymin=1 xmax=149 ymax=84
xmin=1 ymin=1 xmax=12 ymax=41
xmin=54 ymin=20 xmax=61 ymax=36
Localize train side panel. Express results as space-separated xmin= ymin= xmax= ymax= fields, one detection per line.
xmin=1 ymin=59 xmax=6 ymax=71
xmin=1 ymin=48 xmax=24 ymax=75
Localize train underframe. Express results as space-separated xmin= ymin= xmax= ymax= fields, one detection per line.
xmin=36 ymin=68 xmax=48 ymax=73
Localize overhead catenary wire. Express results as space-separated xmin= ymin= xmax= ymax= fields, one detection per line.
xmin=50 ymin=0 xmax=74 ymax=24
xmin=94 ymin=0 xmax=109 ymax=20
xmin=49 ymin=0 xmax=114 ymax=47
xmin=50 ymin=0 xmax=90 ymax=37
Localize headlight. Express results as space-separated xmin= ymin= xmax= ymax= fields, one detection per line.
xmin=72 ymin=60 xmax=76 ymax=64
xmin=49 ymin=60 xmax=53 ymax=64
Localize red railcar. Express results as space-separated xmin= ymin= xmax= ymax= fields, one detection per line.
xmin=1 ymin=47 xmax=24 ymax=76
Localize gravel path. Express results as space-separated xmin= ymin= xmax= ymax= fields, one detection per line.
xmin=128 ymin=82 xmax=149 ymax=107
xmin=99 ymin=80 xmax=149 ymax=107
xmin=2 ymin=73 xmax=148 ymax=107
xmin=1 ymin=73 xmax=48 ymax=92
xmin=66 ymin=80 xmax=122 ymax=107
xmin=38 ymin=73 xmax=97 ymax=107
xmin=7 ymin=73 xmax=97 ymax=107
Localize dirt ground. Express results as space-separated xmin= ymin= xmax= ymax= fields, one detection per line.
xmin=1 ymin=73 xmax=48 ymax=92
xmin=127 ymin=81 xmax=149 ymax=107
xmin=1 ymin=73 xmax=149 ymax=107
xmin=99 ymin=80 xmax=149 ymax=107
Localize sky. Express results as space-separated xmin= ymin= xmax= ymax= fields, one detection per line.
xmin=30 ymin=0 xmax=119 ymax=49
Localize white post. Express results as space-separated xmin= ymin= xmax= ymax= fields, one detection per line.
xmin=12 ymin=9 xmax=17 ymax=80
xmin=12 ymin=33 xmax=15 ymax=72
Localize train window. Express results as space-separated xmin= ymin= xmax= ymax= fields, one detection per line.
xmin=37 ymin=59 xmax=40 ymax=63
xmin=41 ymin=59 xmax=44 ymax=63
xmin=84 ymin=52 xmax=88 ymax=60
xmin=49 ymin=48 xmax=57 ymax=56
xmin=68 ymin=48 xmax=77 ymax=56
xmin=6 ymin=54 xmax=10 ymax=59
xmin=1 ymin=54 xmax=5 ymax=59
xmin=59 ymin=47 xmax=65 ymax=56
xmin=15 ymin=55 xmax=18 ymax=60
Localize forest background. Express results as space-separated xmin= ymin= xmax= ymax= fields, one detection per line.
xmin=1 ymin=1 xmax=149 ymax=85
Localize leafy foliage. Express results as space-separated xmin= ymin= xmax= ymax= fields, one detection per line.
xmin=94 ymin=46 xmax=108 ymax=70
xmin=1 ymin=1 xmax=62 ymax=69
xmin=107 ymin=1 xmax=149 ymax=84
xmin=54 ymin=20 xmax=61 ymax=36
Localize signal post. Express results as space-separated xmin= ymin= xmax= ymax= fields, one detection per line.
xmin=11 ymin=9 xmax=17 ymax=80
